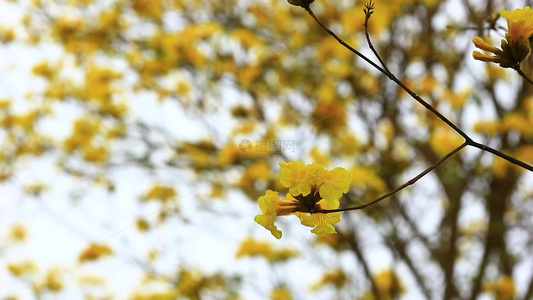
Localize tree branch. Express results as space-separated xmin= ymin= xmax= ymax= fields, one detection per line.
xmin=319 ymin=142 xmax=467 ymax=213
xmin=303 ymin=5 xmax=533 ymax=173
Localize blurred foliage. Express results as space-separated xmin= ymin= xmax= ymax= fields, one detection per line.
xmin=0 ymin=0 xmax=532 ymax=299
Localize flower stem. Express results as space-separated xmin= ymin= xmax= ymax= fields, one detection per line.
xmin=513 ymin=66 xmax=533 ymax=85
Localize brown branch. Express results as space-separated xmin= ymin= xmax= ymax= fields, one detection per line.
xmin=387 ymin=230 xmax=432 ymax=299
xmin=468 ymin=140 xmax=533 ymax=172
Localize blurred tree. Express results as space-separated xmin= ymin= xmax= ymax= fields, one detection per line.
xmin=0 ymin=0 xmax=532 ymax=299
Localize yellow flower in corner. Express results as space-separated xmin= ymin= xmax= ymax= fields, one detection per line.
xmin=319 ymin=167 xmax=351 ymax=202
xmin=501 ymin=6 xmax=533 ymax=43
xmin=297 ymin=200 xmax=341 ymax=235
xmin=472 ymin=6 xmax=533 ymax=67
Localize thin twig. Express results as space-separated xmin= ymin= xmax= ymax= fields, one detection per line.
xmin=319 ymin=142 xmax=467 ymax=213
xmin=363 ymin=1 xmax=390 ymax=73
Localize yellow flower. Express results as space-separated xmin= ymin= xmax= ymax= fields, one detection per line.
xmin=279 ymin=161 xmax=330 ymax=196
xmin=319 ymin=167 xmax=351 ymax=202
xmin=254 ymin=190 xmax=283 ymax=239
xmin=501 ymin=6 xmax=533 ymax=43
xmin=297 ymin=200 xmax=341 ymax=235
xmin=472 ymin=7 xmax=533 ymax=67
xmin=256 ymin=162 xmax=351 ymax=238
xmin=306 ymin=162 xmax=326 ymax=186
xmin=279 ymin=161 xmax=313 ymax=196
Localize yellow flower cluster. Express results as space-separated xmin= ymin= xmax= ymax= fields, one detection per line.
xmin=254 ymin=161 xmax=351 ymax=238
xmin=472 ymin=6 xmax=533 ymax=67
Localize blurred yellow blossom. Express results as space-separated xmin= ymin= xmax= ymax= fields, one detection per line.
xmin=136 ymin=218 xmax=150 ymax=232
xmin=63 ymin=117 xmax=100 ymax=152
xmin=34 ymin=267 xmax=63 ymax=292
xmin=429 ymin=127 xmax=464 ymax=157
xmin=132 ymin=0 xmax=163 ymax=20
xmin=143 ymin=184 xmax=177 ymax=202
xmin=351 ymin=165 xmax=386 ymax=193
xmin=79 ymin=243 xmax=113 ymax=263
xmin=270 ymin=287 xmax=292 ymax=300
xmin=8 ymin=223 xmax=27 ymax=243
xmin=23 ymin=182 xmax=49 ymax=197
xmin=82 ymin=145 xmax=109 ymax=163
xmin=236 ymin=237 xmax=298 ymax=262
xmin=236 ymin=237 xmax=274 ymax=259
xmin=484 ymin=276 xmax=515 ymax=300
xmin=7 ymin=260 xmax=38 ymax=277
xmin=310 ymin=147 xmax=330 ymax=167
xmin=370 ymin=269 xmax=405 ymax=299
xmin=311 ymin=268 xmax=348 ymax=291
xmin=32 ymin=60 xmax=58 ymax=79
xmin=0 ymin=26 xmax=15 ymax=43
